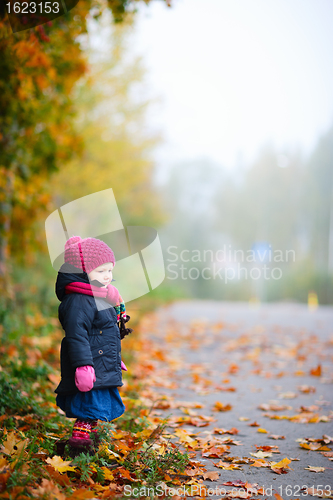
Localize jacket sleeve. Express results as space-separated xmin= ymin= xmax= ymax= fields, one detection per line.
xmin=59 ymin=295 xmax=94 ymax=369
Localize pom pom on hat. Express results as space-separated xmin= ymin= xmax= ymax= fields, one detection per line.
xmin=64 ymin=235 xmax=115 ymax=274
xmin=65 ymin=236 xmax=82 ymax=249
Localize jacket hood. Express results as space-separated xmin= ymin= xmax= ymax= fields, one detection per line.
xmin=55 ymin=263 xmax=90 ymax=301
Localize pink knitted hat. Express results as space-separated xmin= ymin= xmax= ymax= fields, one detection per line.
xmin=64 ymin=236 xmax=115 ymax=274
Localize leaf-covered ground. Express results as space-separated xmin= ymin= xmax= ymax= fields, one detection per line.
xmin=134 ymin=301 xmax=333 ymax=498
xmin=1 ymin=301 xmax=333 ymax=499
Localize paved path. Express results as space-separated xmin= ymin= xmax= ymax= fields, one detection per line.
xmin=141 ymin=301 xmax=333 ymax=498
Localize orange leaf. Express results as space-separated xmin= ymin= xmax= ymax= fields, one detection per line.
xmin=68 ymin=490 xmax=96 ymax=499
xmin=310 ymin=365 xmax=322 ymax=376
xmin=250 ymin=459 xmax=270 ymax=467
xmin=202 ymin=445 xmax=230 ymax=457
xmin=202 ymin=471 xmax=219 ymax=481
xmin=29 ymin=478 xmax=67 ymax=500
xmin=213 ymin=402 xmax=232 ymax=412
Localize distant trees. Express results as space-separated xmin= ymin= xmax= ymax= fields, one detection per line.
xmin=159 ymin=125 xmax=333 ymax=303
xmin=215 ymin=146 xmax=306 ymax=253
xmin=306 ymin=124 xmax=333 ymax=273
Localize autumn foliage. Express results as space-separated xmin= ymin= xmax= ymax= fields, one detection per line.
xmin=0 ymin=0 xmax=170 ymax=286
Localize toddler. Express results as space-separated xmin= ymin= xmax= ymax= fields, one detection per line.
xmin=55 ymin=235 xmax=131 ymax=451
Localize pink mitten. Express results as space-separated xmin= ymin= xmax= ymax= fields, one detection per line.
xmin=75 ymin=365 xmax=96 ymax=392
xmin=121 ymin=360 xmax=128 ymax=371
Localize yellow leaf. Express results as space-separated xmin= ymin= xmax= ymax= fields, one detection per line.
xmin=0 ymin=457 xmax=9 ymax=470
xmin=111 ymin=430 xmax=127 ymax=439
xmin=46 ymin=456 xmax=76 ymax=473
xmin=106 ymin=448 xmax=122 ymax=460
xmin=257 ymin=428 xmax=268 ymax=433
xmin=270 ymin=457 xmax=291 ymax=469
xmin=0 ymin=432 xmax=17 ymax=455
xmin=0 ymin=431 xmax=28 ymax=457
xmin=174 ymin=428 xmax=197 ymax=445
xmin=101 ymin=467 xmax=114 ymax=481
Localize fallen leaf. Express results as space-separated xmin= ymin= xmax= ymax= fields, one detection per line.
xmin=100 ymin=467 xmax=114 ymax=482
xmin=258 ymin=403 xmax=292 ymax=411
xmin=256 ymin=445 xmax=280 ymax=453
xmin=270 ymin=457 xmax=292 ymax=474
xmin=213 ymin=401 xmax=232 ymax=412
xmin=250 ymin=451 xmax=273 ymax=458
xmin=115 ymin=467 xmax=139 ymax=482
xmin=300 ymin=443 xmax=331 ymax=451
xmin=202 ymin=445 xmax=230 ymax=457
xmin=248 ymin=421 xmax=260 ymax=427
xmin=298 ymin=385 xmax=316 ymax=393
xmin=306 ymin=487 xmax=333 ymax=498
xmin=174 ymin=428 xmax=197 ymax=445
xmin=46 ymin=456 xmax=76 ymax=473
xmin=278 ymin=391 xmax=297 ymax=399
xmin=304 ymin=466 xmax=325 ymax=473
xmin=0 ymin=431 xmax=28 ymax=457
xmin=257 ymin=428 xmax=268 ymax=433
xmin=0 ymin=470 xmax=11 ymax=494
xmin=68 ymin=490 xmax=96 ymax=499
xmin=214 ymin=460 xmax=241 ymax=470
xmin=44 ymin=465 xmax=70 ymax=487
xmin=250 ymin=458 xmax=270 ymax=467
xmin=270 ymin=457 xmax=291 ymax=469
xmin=213 ymin=427 xmax=239 ymax=435
xmin=310 ymin=365 xmax=322 ymax=376
xmin=0 ymin=457 xmax=9 ymax=472
xmin=29 ymin=478 xmax=67 ymax=500
xmin=222 ymin=481 xmax=247 ymax=487
xmin=202 ymin=471 xmax=219 ymax=481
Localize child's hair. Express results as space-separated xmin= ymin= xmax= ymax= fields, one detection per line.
xmin=64 ymin=236 xmax=115 ymax=273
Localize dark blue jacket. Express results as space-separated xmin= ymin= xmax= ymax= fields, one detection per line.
xmin=55 ymin=263 xmax=122 ymax=395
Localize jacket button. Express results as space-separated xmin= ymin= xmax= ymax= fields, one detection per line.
xmin=99 ymin=350 xmax=103 ymax=354
xmin=100 ymin=330 xmax=102 ymax=334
